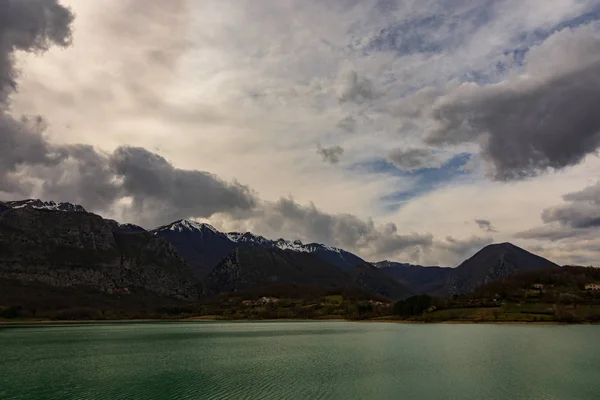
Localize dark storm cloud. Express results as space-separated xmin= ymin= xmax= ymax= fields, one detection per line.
xmin=37 ymin=144 xmax=120 ymax=211
xmin=9 ymin=142 xmax=258 ymax=227
xmin=109 ymin=147 xmax=256 ymax=225
xmin=317 ymin=145 xmax=344 ymax=164
xmin=424 ymin=26 xmax=600 ymax=181
xmin=474 ymin=219 xmax=496 ymax=232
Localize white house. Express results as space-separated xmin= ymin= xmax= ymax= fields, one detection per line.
xmin=585 ymin=284 xmax=600 ymax=291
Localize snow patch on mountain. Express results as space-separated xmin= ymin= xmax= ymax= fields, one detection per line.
xmin=153 ymin=218 xmax=366 ymax=270
xmin=5 ymin=199 xmax=87 ymax=213
xmin=154 ymin=219 xmax=219 ymax=234
xmin=226 ymin=232 xmax=272 ymax=246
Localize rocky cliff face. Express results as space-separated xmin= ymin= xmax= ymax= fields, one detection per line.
xmin=0 ymin=207 xmax=197 ymax=299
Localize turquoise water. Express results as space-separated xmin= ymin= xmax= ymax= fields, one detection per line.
xmin=1 ymin=321 xmax=599 ymax=399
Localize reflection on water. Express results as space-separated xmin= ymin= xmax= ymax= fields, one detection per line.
xmin=1 ymin=321 xmax=598 ymax=400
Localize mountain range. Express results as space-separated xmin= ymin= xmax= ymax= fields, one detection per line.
xmin=376 ymin=243 xmax=560 ymax=296
xmin=152 ymin=219 xmax=366 ymax=278
xmin=0 ymin=199 xmax=561 ymax=305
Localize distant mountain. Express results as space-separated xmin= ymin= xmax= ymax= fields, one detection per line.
xmin=153 ymin=219 xmax=365 ymax=278
xmin=375 ymin=261 xmax=453 ymax=295
xmin=0 ymin=206 xmax=197 ymax=299
xmin=374 ymin=243 xmax=559 ymax=296
xmin=5 ymin=199 xmax=87 ymax=213
xmin=201 ymin=247 xmax=412 ymax=300
xmin=447 ymin=242 xmax=559 ymax=295
xmin=348 ymin=263 xmax=415 ymax=300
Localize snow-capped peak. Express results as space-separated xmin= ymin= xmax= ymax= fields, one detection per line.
xmin=152 ymin=221 xmax=366 ymax=269
xmin=226 ymin=231 xmax=271 ymax=245
xmin=274 ymin=238 xmax=311 ymax=252
xmin=157 ymin=219 xmax=218 ymax=234
xmin=6 ymin=199 xmax=87 ymax=213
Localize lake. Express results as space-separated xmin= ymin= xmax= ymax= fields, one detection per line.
xmin=1 ymin=321 xmax=599 ymax=400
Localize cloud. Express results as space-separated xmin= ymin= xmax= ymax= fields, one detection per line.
xmin=337 ymin=115 xmax=356 ymax=133
xmin=428 ymin=235 xmax=495 ymax=266
xmin=317 ymin=145 xmax=345 ymax=164
xmin=515 ymin=225 xmax=593 ymax=242
xmin=36 ymin=143 xmax=121 ymax=212
xmin=515 ymin=180 xmax=600 ymax=265
xmin=526 ymin=238 xmax=600 ymax=267
xmin=210 ymin=196 xmax=496 ymax=266
xmin=0 ymin=0 xmax=73 ymax=190
xmin=338 ymin=70 xmax=379 ymax=104
xmin=9 ymin=142 xmax=257 ymax=227
xmin=422 ymin=24 xmax=600 ymax=180
xmin=109 ymin=147 xmax=256 ymax=226
xmin=0 ymin=0 xmax=73 ymax=102
xmin=474 ymin=219 xmax=496 ymax=232
xmin=210 ymin=196 xmax=434 ymax=261
xmin=0 ymin=0 xmax=255 ymax=228
xmin=537 ymin=181 xmax=600 ymax=230
xmin=388 ymin=148 xmax=445 ymax=171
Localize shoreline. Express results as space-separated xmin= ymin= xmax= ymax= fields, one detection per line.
xmin=1 ymin=316 xmax=595 ymax=326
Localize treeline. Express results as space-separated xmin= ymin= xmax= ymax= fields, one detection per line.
xmin=474 ymin=266 xmax=600 ymax=302
xmin=0 ymin=279 xmax=395 ymax=321
xmin=393 ymin=295 xmax=433 ymax=316
xmin=480 ymin=266 xmax=600 ymax=290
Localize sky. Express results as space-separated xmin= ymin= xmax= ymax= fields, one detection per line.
xmin=3 ymin=0 xmax=600 ymax=267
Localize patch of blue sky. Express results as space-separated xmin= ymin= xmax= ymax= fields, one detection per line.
xmin=348 ymin=152 xmax=473 ymax=213
xmin=504 ymin=4 xmax=600 ymax=66
xmin=361 ymin=1 xmax=600 ymax=88
xmin=362 ymin=0 xmax=498 ymax=56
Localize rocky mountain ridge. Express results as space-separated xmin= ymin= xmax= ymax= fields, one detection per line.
xmin=152 ymin=219 xmax=366 ymax=278
xmin=0 ymin=204 xmax=197 ymax=299
xmin=5 ymin=199 xmax=87 ymax=213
